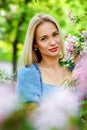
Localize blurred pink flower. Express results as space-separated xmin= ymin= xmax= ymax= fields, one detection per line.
xmin=0 ymin=84 xmax=18 ymax=123
xmin=31 ymin=88 xmax=79 ymax=130
xmin=81 ymin=30 xmax=87 ymax=38
xmin=72 ymin=54 xmax=87 ymax=99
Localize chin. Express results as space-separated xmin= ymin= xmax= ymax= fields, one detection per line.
xmin=49 ymin=53 xmax=59 ymax=57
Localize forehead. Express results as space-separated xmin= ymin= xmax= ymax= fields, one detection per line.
xmin=35 ymin=21 xmax=58 ymax=37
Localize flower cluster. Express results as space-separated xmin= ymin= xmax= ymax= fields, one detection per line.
xmin=60 ymin=30 xmax=87 ymax=68
xmin=64 ymin=34 xmax=79 ymax=59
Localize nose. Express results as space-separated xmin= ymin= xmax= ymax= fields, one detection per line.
xmin=49 ymin=38 xmax=56 ymax=45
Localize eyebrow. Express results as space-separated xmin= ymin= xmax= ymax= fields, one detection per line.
xmin=39 ymin=30 xmax=59 ymax=39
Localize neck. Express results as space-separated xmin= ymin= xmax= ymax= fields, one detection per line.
xmin=39 ymin=56 xmax=61 ymax=68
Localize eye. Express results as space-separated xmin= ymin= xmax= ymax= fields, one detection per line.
xmin=53 ymin=32 xmax=59 ymax=37
xmin=40 ymin=37 xmax=47 ymax=41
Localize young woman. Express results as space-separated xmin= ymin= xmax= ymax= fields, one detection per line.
xmin=16 ymin=13 xmax=72 ymax=115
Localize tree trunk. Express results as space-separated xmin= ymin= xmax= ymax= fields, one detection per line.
xmin=12 ymin=39 xmax=18 ymax=74
xmin=12 ymin=0 xmax=29 ymax=74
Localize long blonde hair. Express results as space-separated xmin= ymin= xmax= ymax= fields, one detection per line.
xmin=18 ymin=13 xmax=64 ymax=68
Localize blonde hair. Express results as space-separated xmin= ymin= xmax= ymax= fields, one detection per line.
xmin=18 ymin=13 xmax=64 ymax=67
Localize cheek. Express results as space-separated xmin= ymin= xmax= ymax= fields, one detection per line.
xmin=39 ymin=42 xmax=47 ymax=48
xmin=37 ymin=43 xmax=46 ymax=50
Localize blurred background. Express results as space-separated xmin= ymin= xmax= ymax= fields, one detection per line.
xmin=0 ymin=0 xmax=87 ymax=75
xmin=0 ymin=1 xmax=87 ymax=129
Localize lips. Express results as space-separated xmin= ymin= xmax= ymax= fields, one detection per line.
xmin=49 ymin=47 xmax=58 ymax=52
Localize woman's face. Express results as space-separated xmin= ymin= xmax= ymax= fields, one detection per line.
xmin=34 ymin=21 xmax=62 ymax=59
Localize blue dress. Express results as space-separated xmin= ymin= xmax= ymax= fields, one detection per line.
xmin=16 ymin=62 xmax=63 ymax=103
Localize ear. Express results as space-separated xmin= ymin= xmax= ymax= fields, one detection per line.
xmin=34 ymin=43 xmax=38 ymax=48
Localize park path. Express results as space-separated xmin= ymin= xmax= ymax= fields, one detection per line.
xmin=0 ymin=61 xmax=12 ymax=74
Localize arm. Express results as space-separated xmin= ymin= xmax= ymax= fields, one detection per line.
xmin=16 ymin=65 xmax=42 ymax=115
xmin=24 ymin=102 xmax=39 ymax=116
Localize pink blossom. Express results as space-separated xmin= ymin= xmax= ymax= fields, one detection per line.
xmin=81 ymin=30 xmax=87 ymax=38
xmin=31 ymin=88 xmax=79 ymax=130
xmin=84 ymin=38 xmax=87 ymax=44
xmin=0 ymin=83 xmax=18 ymax=123
xmin=65 ymin=34 xmax=79 ymax=43
xmin=63 ymin=51 xmax=71 ymax=61
xmin=66 ymin=42 xmax=75 ymax=52
xmin=81 ymin=45 xmax=87 ymax=55
xmin=64 ymin=34 xmax=79 ymax=59
xmin=72 ymin=54 xmax=87 ymax=99
xmin=64 ymin=34 xmax=82 ymax=64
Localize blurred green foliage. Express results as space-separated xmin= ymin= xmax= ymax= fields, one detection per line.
xmin=1 ymin=109 xmax=34 ymax=130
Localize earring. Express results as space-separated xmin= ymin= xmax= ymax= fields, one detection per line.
xmin=35 ymin=48 xmax=37 ymax=51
